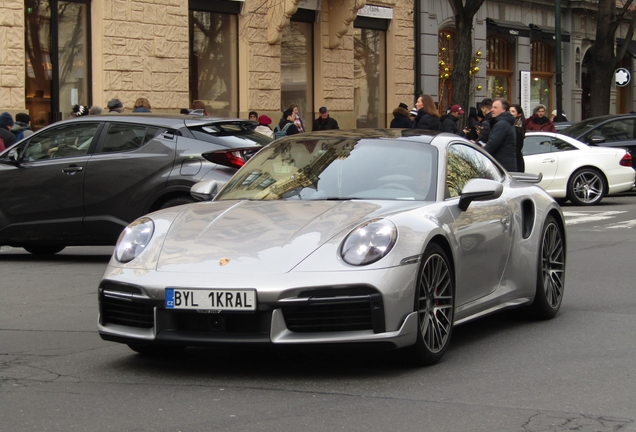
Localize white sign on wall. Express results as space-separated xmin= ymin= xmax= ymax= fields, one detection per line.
xmin=520 ymin=71 xmax=531 ymax=118
xmin=357 ymin=5 xmax=393 ymax=19
xmin=616 ymin=68 xmax=631 ymax=87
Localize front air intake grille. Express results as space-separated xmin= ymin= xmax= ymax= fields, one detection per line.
xmin=282 ymin=298 xmax=375 ymax=333
xmin=101 ymin=296 xmax=154 ymax=328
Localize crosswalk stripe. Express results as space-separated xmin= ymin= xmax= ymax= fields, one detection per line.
xmin=563 ymin=211 xmax=627 ymax=226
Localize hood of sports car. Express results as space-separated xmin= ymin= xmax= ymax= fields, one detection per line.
xmin=156 ymin=200 xmax=421 ymax=274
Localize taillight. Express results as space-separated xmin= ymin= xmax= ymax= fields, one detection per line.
xmin=202 ymin=150 xmax=246 ymax=169
xmin=619 ymin=152 xmax=632 ymax=167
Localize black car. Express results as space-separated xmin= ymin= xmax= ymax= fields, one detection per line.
xmin=0 ymin=114 xmax=270 ymax=254
xmin=560 ymin=114 xmax=636 ymax=168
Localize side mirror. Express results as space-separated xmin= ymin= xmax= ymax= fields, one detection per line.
xmin=588 ymin=135 xmax=606 ymax=145
xmin=8 ymin=148 xmax=20 ymax=165
xmin=458 ymin=178 xmax=503 ymax=211
xmin=190 ymin=179 xmax=224 ymax=202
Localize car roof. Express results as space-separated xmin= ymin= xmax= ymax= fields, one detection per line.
xmin=277 ymin=128 xmax=441 ymax=145
xmin=52 ymin=114 xmax=255 ymax=130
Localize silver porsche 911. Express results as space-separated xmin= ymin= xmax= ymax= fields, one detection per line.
xmin=98 ymin=129 xmax=566 ymax=365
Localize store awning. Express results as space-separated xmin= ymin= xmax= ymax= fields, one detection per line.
xmin=486 ymin=18 xmax=530 ymax=38
xmin=530 ymin=24 xmax=570 ymax=43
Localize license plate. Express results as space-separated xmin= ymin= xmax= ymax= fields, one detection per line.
xmin=165 ymin=288 xmax=256 ymax=311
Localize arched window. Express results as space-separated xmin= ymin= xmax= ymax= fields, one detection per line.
xmin=486 ymin=36 xmax=512 ymax=99
xmin=438 ymin=30 xmax=455 ymax=114
xmin=531 ymin=41 xmax=552 ymax=111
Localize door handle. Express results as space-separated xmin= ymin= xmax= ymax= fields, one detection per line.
xmin=542 ymin=158 xmax=555 ymax=163
xmin=62 ymin=165 xmax=83 ymax=175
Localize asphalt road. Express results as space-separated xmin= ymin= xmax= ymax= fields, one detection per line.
xmin=1 ymin=196 xmax=635 ymax=432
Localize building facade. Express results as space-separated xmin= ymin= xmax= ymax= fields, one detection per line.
xmin=418 ymin=0 xmax=636 ymax=122
xmin=0 ymin=0 xmax=415 ymax=130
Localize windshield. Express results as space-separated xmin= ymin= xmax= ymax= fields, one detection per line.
xmin=187 ymin=122 xmax=272 ymax=148
xmin=216 ymin=137 xmax=438 ymax=201
xmin=560 ymin=118 xmax=607 ymax=138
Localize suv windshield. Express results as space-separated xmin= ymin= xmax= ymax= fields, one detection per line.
xmin=216 ymin=138 xmax=438 ymax=201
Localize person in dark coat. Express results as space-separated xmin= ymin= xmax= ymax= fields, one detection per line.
xmin=412 ymin=94 xmax=441 ymax=131
xmin=312 ymin=106 xmax=339 ymax=131
xmin=510 ymin=104 xmax=526 ymax=172
xmin=464 ymin=107 xmax=480 ymax=141
xmin=439 ymin=104 xmax=467 ymax=137
xmin=277 ymin=108 xmax=301 ymax=136
xmin=484 ymin=98 xmax=517 ymax=172
xmin=390 ymin=103 xmax=413 ymax=128
xmin=0 ymin=112 xmax=17 ymax=151
xmin=477 ymin=98 xmax=493 ymax=144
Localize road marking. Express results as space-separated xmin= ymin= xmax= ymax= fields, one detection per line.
xmin=563 ymin=211 xmax=627 ymax=226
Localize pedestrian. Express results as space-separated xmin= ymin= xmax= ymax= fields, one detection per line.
xmin=390 ymin=103 xmax=413 ymax=128
xmin=254 ymin=115 xmax=275 ymax=139
xmin=248 ymin=111 xmax=258 ymax=130
xmin=107 ymin=98 xmax=124 ymax=113
xmin=465 ymin=107 xmax=480 ymax=141
xmin=0 ymin=112 xmax=17 ymax=151
xmin=412 ymin=94 xmax=441 ymax=131
xmin=312 ymin=106 xmax=339 ymax=131
xmin=132 ymin=98 xmax=151 ymax=113
xmin=484 ymin=98 xmax=517 ymax=172
xmin=12 ymin=113 xmax=34 ymax=141
xmin=409 ymin=107 xmax=418 ymax=124
xmin=275 ymin=108 xmax=300 ymax=137
xmin=510 ymin=104 xmax=526 ymax=172
xmin=288 ymin=104 xmax=306 ymax=132
xmin=71 ymin=105 xmax=89 ymax=117
xmin=477 ymin=98 xmax=493 ymax=144
xmin=526 ymin=104 xmax=556 ymax=132
xmin=440 ymin=104 xmax=469 ymax=137
xmin=190 ymin=100 xmax=207 ymax=116
xmin=551 ymin=109 xmax=568 ymax=123
xmin=89 ymin=105 xmax=104 ymax=115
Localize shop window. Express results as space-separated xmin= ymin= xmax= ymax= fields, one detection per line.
xmin=25 ymin=0 xmax=91 ymax=128
xmin=531 ymin=41 xmax=552 ymax=111
xmin=189 ymin=2 xmax=239 ymax=117
xmin=438 ymin=30 xmax=455 ymax=114
xmin=486 ymin=36 xmax=511 ymax=99
xmin=281 ymin=16 xmax=313 ymax=128
xmin=353 ymin=25 xmax=386 ymax=128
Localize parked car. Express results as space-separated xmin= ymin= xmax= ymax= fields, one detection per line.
xmin=98 ymin=129 xmax=566 ymax=366
xmin=0 ymin=114 xmax=270 ymax=254
xmin=560 ymin=114 xmax=636 ymax=169
xmin=554 ymin=121 xmax=574 ymax=132
xmin=523 ymin=132 xmax=634 ymax=206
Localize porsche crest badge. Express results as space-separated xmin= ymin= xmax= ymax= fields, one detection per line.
xmin=219 ymin=258 xmax=231 ymax=266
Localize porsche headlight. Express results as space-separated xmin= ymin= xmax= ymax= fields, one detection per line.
xmin=341 ymin=219 xmax=397 ymax=266
xmin=114 ymin=217 xmax=154 ymax=263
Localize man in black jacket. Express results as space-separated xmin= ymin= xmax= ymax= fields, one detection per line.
xmin=440 ymin=104 xmax=468 ymax=137
xmin=477 ymin=98 xmax=493 ymax=144
xmin=484 ymin=98 xmax=517 ymax=172
xmin=312 ymin=107 xmax=339 ymax=131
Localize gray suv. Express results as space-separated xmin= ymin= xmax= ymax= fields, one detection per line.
xmin=0 ymin=114 xmax=270 ymax=254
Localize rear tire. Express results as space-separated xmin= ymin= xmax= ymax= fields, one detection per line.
xmin=528 ymin=215 xmax=565 ymax=319
xmin=408 ymin=243 xmax=455 ymax=366
xmin=23 ymin=245 xmax=66 ymax=255
xmin=567 ymin=168 xmax=606 ymax=206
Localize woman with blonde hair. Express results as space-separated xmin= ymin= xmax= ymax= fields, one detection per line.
xmin=132 ymin=97 xmax=151 ymax=113
xmin=412 ymin=94 xmax=441 ymax=131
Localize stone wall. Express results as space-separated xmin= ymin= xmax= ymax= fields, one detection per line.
xmin=0 ymin=0 xmax=25 ymax=113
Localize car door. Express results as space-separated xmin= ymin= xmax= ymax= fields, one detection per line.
xmin=523 ymin=134 xmax=559 ymax=191
xmin=446 ymin=143 xmax=513 ymax=306
xmin=584 ymin=118 xmax=636 ymax=157
xmin=82 ymin=122 xmax=177 ymax=241
xmin=0 ymin=122 xmax=101 ymax=243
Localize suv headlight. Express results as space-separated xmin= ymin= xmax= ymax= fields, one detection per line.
xmin=340 ymin=219 xmax=397 ymax=266
xmin=114 ymin=217 xmax=154 ymax=263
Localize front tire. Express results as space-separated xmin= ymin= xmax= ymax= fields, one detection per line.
xmin=528 ymin=215 xmax=565 ymax=319
xmin=409 ymin=243 xmax=455 ymax=366
xmin=23 ymin=245 xmax=66 ymax=255
xmin=567 ymin=168 xmax=606 ymax=206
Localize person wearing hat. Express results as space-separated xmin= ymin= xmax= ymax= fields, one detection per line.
xmin=107 ymin=98 xmax=124 ymax=113
xmin=254 ymin=115 xmax=274 ymax=139
xmin=12 ymin=113 xmax=34 ymax=141
xmin=526 ymin=104 xmax=556 ymax=132
xmin=312 ymin=106 xmax=339 ymax=131
xmin=247 ymin=111 xmax=259 ymax=130
xmin=390 ymin=102 xmax=413 ymax=128
xmin=440 ymin=104 xmax=469 ymax=137
xmin=0 ymin=112 xmax=17 ymax=150
xmin=550 ymin=109 xmax=567 ymax=123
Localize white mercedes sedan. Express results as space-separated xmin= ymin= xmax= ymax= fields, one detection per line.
xmin=523 ymin=132 xmax=635 ymax=205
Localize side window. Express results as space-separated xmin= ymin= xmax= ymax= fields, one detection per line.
xmin=101 ymin=124 xmax=151 ymax=153
xmin=446 ymin=144 xmax=503 ymax=198
xmin=21 ymin=123 xmax=99 ymax=161
xmin=551 ymin=139 xmax=577 ymax=152
xmin=592 ymin=119 xmax=634 ymax=142
xmin=523 ymin=136 xmax=553 ymax=155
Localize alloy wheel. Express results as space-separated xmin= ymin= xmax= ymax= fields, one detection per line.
xmin=418 ymin=253 xmax=454 ymax=353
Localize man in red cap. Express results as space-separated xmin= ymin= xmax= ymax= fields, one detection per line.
xmin=440 ymin=104 xmax=469 ymax=137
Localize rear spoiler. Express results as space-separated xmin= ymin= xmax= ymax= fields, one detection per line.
xmin=510 ymin=172 xmax=543 ymax=184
